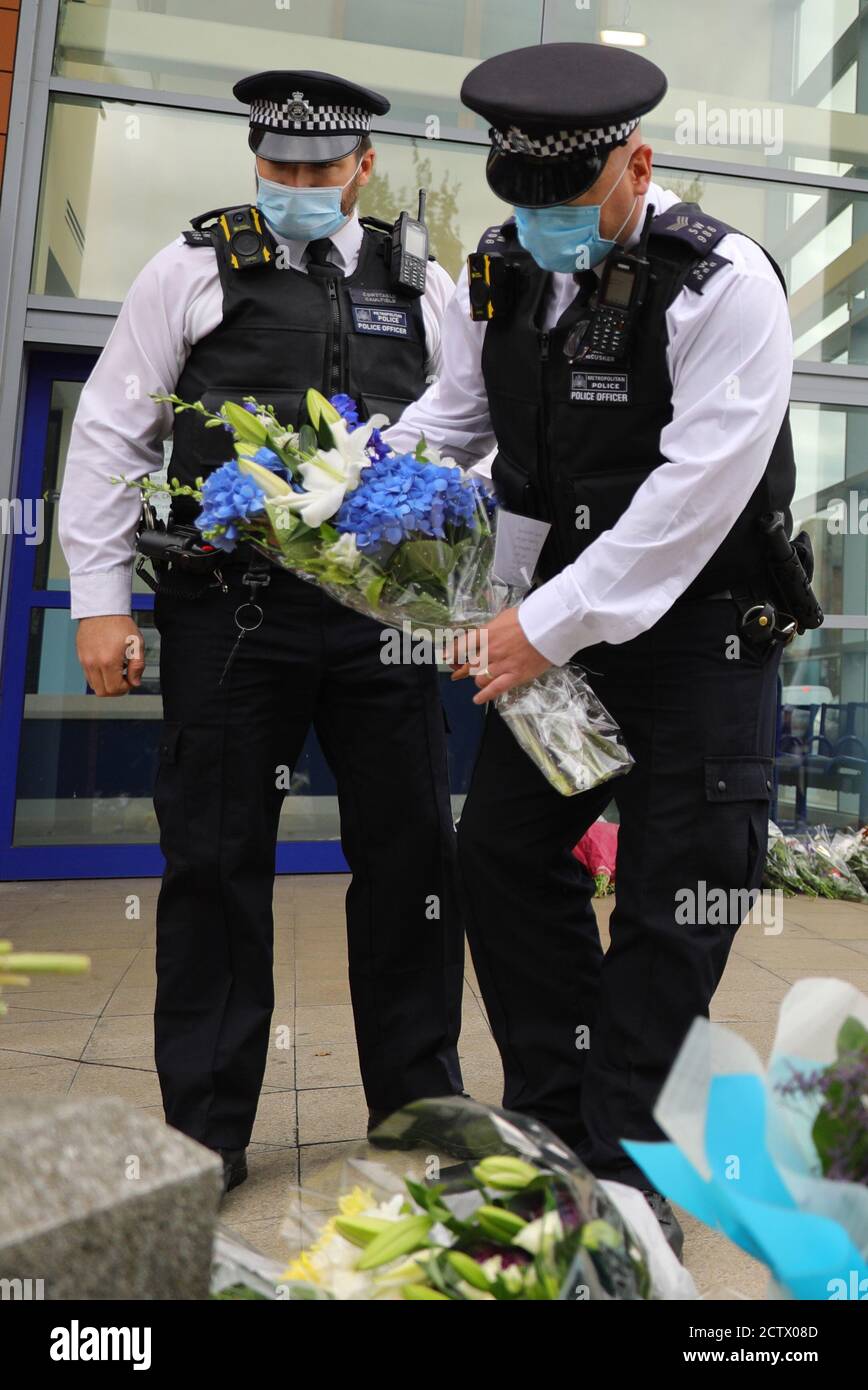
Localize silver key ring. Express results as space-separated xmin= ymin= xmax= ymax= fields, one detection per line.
xmin=234 ymin=601 xmax=263 ymax=633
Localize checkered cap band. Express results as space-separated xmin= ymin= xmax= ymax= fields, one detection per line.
xmin=249 ymin=98 xmax=373 ymax=134
xmin=491 ymin=117 xmax=639 ymax=159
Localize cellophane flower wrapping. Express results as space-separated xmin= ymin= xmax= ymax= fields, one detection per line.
xmin=150 ymin=389 xmax=633 ymax=798
xmin=272 ymin=1097 xmax=695 ymax=1301
xmin=259 ymin=487 xmax=632 ymax=796
xmin=624 ymin=979 xmax=868 ymax=1300
xmin=764 ymin=821 xmax=868 ymax=901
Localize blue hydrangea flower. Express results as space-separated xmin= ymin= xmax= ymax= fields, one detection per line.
xmin=334 ymin=452 xmax=484 ymax=552
xmin=195 ymin=459 xmax=267 ymax=551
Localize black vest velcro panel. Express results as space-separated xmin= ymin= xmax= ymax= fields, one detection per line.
xmin=169 ymin=215 xmax=428 ymax=505
xmin=482 ymin=203 xmax=795 ymax=594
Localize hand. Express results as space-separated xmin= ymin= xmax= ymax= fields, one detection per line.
xmin=76 ymin=616 xmax=146 ymax=697
xmin=451 ymin=606 xmax=552 ymax=705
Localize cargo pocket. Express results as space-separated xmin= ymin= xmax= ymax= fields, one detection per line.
xmin=704 ymin=755 xmax=773 ymax=893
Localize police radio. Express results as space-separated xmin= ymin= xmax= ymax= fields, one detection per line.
xmin=390 ymin=190 xmax=428 ymax=296
xmin=569 ymin=206 xmax=654 ymax=363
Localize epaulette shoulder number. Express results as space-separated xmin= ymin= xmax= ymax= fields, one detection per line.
xmin=683 ymin=250 xmax=731 ymax=293
xmin=651 ymin=204 xmax=738 ymax=293
xmin=476 ymin=219 xmax=517 ymax=255
xmin=182 ymin=228 xmax=213 ymax=248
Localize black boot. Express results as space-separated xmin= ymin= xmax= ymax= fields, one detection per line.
xmin=218 ymin=1147 xmax=248 ymax=1196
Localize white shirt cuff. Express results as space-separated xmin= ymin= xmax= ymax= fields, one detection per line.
xmin=69 ymin=565 xmax=135 ymax=620
xmin=517 ymin=573 xmax=592 ymax=667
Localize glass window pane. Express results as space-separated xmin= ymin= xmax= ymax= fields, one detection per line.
xmin=32 ymin=96 xmax=502 ymax=295
xmin=654 ymin=164 xmax=868 ymax=366
xmin=34 ymin=95 xmax=868 ymax=364
xmin=778 ymin=402 xmax=868 ymax=826
xmin=543 ymin=1 xmax=868 ymax=178
xmin=53 ymin=0 xmax=542 ymax=127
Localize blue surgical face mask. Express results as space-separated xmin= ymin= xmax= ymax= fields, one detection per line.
xmin=255 ymin=158 xmax=362 ymax=242
xmin=513 ymin=156 xmax=637 ymax=273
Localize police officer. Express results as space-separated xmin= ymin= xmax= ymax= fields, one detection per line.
xmin=59 ymin=72 xmax=465 ymax=1194
xmin=386 ymin=43 xmax=796 ymax=1252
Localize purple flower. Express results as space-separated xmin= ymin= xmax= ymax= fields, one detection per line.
xmin=330 ymin=393 xmax=361 ymax=428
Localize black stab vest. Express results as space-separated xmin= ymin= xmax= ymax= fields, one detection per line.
xmin=481 ymin=202 xmax=795 ymax=594
xmin=169 ymin=210 xmax=428 ymax=519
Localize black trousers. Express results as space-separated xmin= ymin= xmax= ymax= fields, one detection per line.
xmin=153 ymin=566 xmax=464 ymax=1150
xmin=457 ymin=596 xmax=780 ymax=1189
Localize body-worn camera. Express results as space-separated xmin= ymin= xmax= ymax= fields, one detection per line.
xmin=189 ymin=204 xmax=273 ymax=269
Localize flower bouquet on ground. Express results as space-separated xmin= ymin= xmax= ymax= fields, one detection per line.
xmin=270 ymin=1098 xmax=695 ymax=1300
xmin=574 ymin=817 xmax=619 ymax=896
xmin=624 ymin=979 xmax=868 ymax=1300
xmin=141 ymin=388 xmax=633 ymax=796
xmin=764 ymin=822 xmax=868 ymax=902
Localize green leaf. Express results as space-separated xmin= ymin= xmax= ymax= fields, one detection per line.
xmin=364 ymin=574 xmax=387 ymax=608
xmin=837 ymin=1015 xmax=868 ymax=1058
xmin=387 ymin=539 xmax=456 ymax=588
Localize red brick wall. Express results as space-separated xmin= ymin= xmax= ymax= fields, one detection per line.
xmin=0 ymin=0 xmax=21 ymax=189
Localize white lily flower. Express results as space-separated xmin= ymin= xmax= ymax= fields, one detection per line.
xmin=272 ymin=417 xmax=381 ymax=526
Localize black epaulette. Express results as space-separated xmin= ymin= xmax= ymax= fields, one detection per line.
xmin=360 ymin=215 xmax=392 ymax=237
xmin=182 ymin=227 xmax=213 ymax=248
xmin=648 ymin=203 xmax=735 ymax=294
xmin=476 ymin=219 xmax=518 ymax=255
xmin=360 ymin=214 xmax=438 ymax=263
xmin=650 ymin=201 xmax=787 ymax=297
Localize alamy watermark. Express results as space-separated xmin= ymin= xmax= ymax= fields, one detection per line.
xmin=675 ymin=101 xmax=783 ymax=158
xmin=675 ymin=883 xmax=784 ymax=935
xmin=380 ymin=620 xmax=487 ymax=668
xmin=0 ymin=497 xmax=44 ymax=546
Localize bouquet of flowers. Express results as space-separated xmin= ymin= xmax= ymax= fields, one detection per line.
xmin=140 ymin=389 xmax=633 ymax=797
xmin=625 ymin=979 xmax=868 ymax=1300
xmin=210 ymin=1098 xmax=693 ymax=1301
xmin=573 ymin=818 xmax=619 ymax=896
xmin=763 ymin=822 xmax=868 ymax=901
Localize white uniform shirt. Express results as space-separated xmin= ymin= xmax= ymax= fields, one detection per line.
xmin=385 ymin=183 xmax=794 ymax=666
xmin=58 ymin=212 xmax=455 ymax=618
